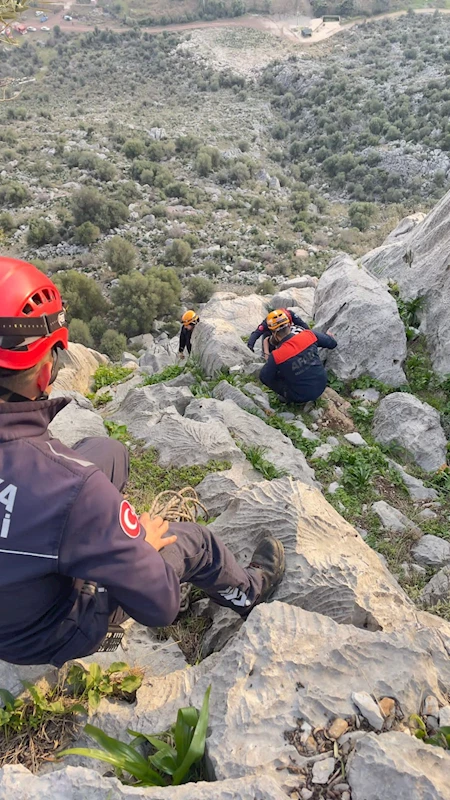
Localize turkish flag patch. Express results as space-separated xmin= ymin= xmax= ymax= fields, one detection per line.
xmin=119 ymin=500 xmax=141 ymax=538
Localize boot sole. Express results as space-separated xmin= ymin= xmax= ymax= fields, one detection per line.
xmin=260 ymin=538 xmax=286 ymax=603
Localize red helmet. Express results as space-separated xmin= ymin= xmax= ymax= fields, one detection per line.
xmin=0 ymin=256 xmax=68 ymax=371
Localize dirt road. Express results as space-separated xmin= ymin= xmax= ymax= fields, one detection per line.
xmin=20 ymin=6 xmax=450 ymax=45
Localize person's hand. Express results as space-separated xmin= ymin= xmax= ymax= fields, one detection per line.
xmin=326 ymin=330 xmax=335 ymax=338
xmin=178 ymin=352 xmax=185 ymax=360
xmin=140 ymin=513 xmax=177 ymax=551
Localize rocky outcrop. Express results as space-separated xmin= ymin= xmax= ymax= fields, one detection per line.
xmin=138 ymin=335 xmax=178 ymax=375
xmin=142 ymin=407 xmax=244 ymax=467
xmin=347 ymin=732 xmax=450 ymax=800
xmin=0 ymin=766 xmax=287 ymax=800
xmin=201 ymin=292 xmax=268 ymax=336
xmin=269 ymin=287 xmax=315 ymax=320
xmin=49 ymin=392 xmax=107 ymax=447
xmin=53 ymin=342 xmax=107 ymax=394
xmin=313 ymin=254 xmax=407 ymax=386
xmin=361 ymin=190 xmax=450 ymax=375
xmin=185 ymin=398 xmax=316 ymax=486
xmin=372 ymin=393 xmax=447 ymax=472
xmin=191 ymin=318 xmax=255 ymax=377
xmin=420 ymin=566 xmax=450 ymax=607
xmin=196 ymin=462 xmax=261 ymax=517
xmin=108 ymin=384 xmax=193 ymax=439
xmin=210 ymin=477 xmax=426 ymax=630
xmin=212 ymin=380 xmax=261 ymax=414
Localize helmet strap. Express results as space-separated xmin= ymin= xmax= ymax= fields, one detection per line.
xmin=0 ymin=385 xmax=34 ymax=403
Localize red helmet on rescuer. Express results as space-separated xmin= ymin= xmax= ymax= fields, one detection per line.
xmin=0 ymin=256 xmax=68 ymax=371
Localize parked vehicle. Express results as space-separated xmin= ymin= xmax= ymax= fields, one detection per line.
xmin=27 ymin=25 xmax=37 ymax=31
xmin=40 ymin=25 xmax=50 ymax=31
xmin=63 ymin=14 xmax=72 ymax=20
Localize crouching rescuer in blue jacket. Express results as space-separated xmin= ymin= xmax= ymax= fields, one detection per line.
xmin=0 ymin=257 xmax=285 ymax=668
xmin=259 ymin=310 xmax=337 ymax=404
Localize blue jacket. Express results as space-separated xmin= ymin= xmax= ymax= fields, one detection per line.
xmin=260 ymin=329 xmax=337 ymax=403
xmin=0 ymin=397 xmax=180 ymax=666
xmin=247 ymin=308 xmax=309 ymax=351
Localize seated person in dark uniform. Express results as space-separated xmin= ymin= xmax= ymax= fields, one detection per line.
xmin=259 ymin=310 xmax=337 ymax=404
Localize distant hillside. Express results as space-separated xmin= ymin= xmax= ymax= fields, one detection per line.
xmin=101 ymin=0 xmax=313 ymax=26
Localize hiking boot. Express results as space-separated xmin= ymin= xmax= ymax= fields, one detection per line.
xmin=248 ymin=535 xmax=285 ymax=607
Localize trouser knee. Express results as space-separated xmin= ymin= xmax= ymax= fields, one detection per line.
xmin=72 ymin=437 xmax=129 ymax=492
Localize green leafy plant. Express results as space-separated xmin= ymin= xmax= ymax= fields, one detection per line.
xmin=239 ymin=444 xmax=286 ymax=480
xmin=0 ymin=686 xmax=71 ymax=734
xmin=92 ymin=365 xmax=134 ymax=392
xmin=66 ymin=662 xmax=143 ymax=712
xmin=59 ymin=686 xmax=211 ymax=787
xmin=104 ymin=420 xmax=128 ymax=441
xmin=411 ymin=714 xmax=450 ymax=749
xmin=141 ymin=365 xmax=184 ymax=386
xmin=343 ymin=461 xmax=375 ymax=491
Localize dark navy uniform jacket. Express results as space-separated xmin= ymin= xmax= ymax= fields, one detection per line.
xmin=178 ymin=326 xmax=193 ymax=354
xmin=0 ymin=397 xmax=180 ymax=667
xmin=259 ymin=329 xmax=337 ymax=403
xmin=247 ymin=309 xmax=309 ymax=351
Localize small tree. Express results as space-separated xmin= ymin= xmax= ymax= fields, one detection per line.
xmin=105 ymin=236 xmax=137 ymax=275
xmin=165 ymin=238 xmax=192 ymax=266
xmin=74 ymin=221 xmax=101 ymax=245
xmin=112 ymin=267 xmax=181 ymax=337
xmin=72 ymin=188 xmax=128 ymax=232
xmin=89 ymin=314 xmax=109 ymax=347
xmin=188 ymin=276 xmax=215 ymax=303
xmin=54 ymin=271 xmax=109 ymax=323
xmin=69 ymin=318 xmax=94 ymax=348
xmin=100 ymin=329 xmax=127 ymax=362
xmin=27 ymin=218 xmax=57 ymax=247
xmin=123 ymin=139 xmax=145 ymax=159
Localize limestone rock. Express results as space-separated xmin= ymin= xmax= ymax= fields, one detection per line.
xmin=201 ymin=292 xmax=268 ymax=336
xmin=139 ymin=339 xmax=177 ymax=375
xmin=243 ymin=382 xmax=272 ymax=411
xmin=53 ymin=342 xmax=108 ymax=394
xmin=423 ymin=695 xmax=440 ymax=717
xmin=191 ymin=318 xmax=255 ymax=377
xmin=108 ymin=385 xmax=193 ymax=439
xmin=49 ymin=392 xmax=107 ymax=447
xmin=270 ymin=287 xmax=315 ymax=320
xmin=387 ymin=459 xmax=439 ymax=501
xmin=313 ymin=254 xmax=407 ymax=386
xmin=131 ymin=603 xmax=450 ymax=788
xmin=312 ymin=757 xmax=335 ymax=784
xmin=185 ymin=399 xmax=316 ymax=486
xmin=412 ymin=535 xmax=450 ymax=568
xmin=344 ymin=432 xmax=367 ymax=447
xmin=144 ymin=407 xmax=243 ymax=467
xmin=379 ymin=697 xmax=396 ymax=719
xmin=371 ymin=501 xmax=421 ymax=535
xmin=419 ymin=567 xmax=450 ymax=607
xmin=351 ymin=388 xmax=380 ymax=403
xmin=196 ymin=463 xmax=261 ymax=517
xmin=351 ymin=691 xmax=384 ymax=730
xmin=212 ymin=380 xmax=261 ymax=414
xmin=439 ymin=706 xmax=450 ymax=727
xmin=0 ymin=766 xmax=287 ymax=800
xmin=281 ymin=275 xmax=319 ymax=290
xmin=328 ymin=718 xmax=349 ymax=739
xmin=361 ymin=188 xmax=450 ymax=375
xmin=372 ymin=393 xmax=447 ymax=472
xmin=210 ymin=477 xmax=422 ymax=629
xmin=347 ymin=731 xmax=450 ymax=800
xmin=165 ymin=371 xmax=197 ymax=387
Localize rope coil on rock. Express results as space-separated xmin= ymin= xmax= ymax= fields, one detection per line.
xmin=148 ymin=487 xmax=209 ymax=524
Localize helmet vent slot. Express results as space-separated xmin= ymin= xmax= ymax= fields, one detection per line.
xmin=31 ymin=292 xmax=43 ymax=306
xmin=22 ymin=303 xmax=33 ymax=315
xmin=43 ymin=289 xmax=51 ymax=301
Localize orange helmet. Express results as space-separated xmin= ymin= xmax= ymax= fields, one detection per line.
xmin=181 ymin=310 xmax=199 ymax=327
xmin=0 ymin=256 xmax=68 ymax=371
xmin=266 ymin=309 xmax=290 ymax=331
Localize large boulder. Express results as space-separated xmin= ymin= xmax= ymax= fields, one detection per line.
xmin=372 ymin=393 xmax=447 ymax=472
xmin=53 ymin=343 xmax=107 ymax=394
xmin=108 ymin=384 xmax=194 ymax=439
xmin=0 ymin=767 xmax=287 ymax=800
xmin=142 ymin=407 xmax=244 ymax=467
xmin=280 ymin=274 xmax=319 ymax=290
xmin=129 ymin=602 xmax=450 ymax=790
xmin=419 ymin=566 xmax=450 ymax=607
xmin=49 ymin=392 xmax=107 ymax=447
xmin=209 ymin=477 xmax=428 ymax=630
xmin=269 ymin=287 xmax=315 ymax=320
xmin=313 ymin=254 xmax=407 ymax=386
xmin=201 ymin=292 xmax=268 ymax=336
xmin=191 ymin=318 xmax=254 ymax=377
xmin=185 ymin=398 xmax=316 ymax=486
xmin=361 ymin=190 xmax=450 ymax=375
xmin=196 ymin=462 xmax=261 ymax=517
xmin=138 ymin=337 xmax=177 ymax=376
xmin=212 ymin=380 xmax=261 ymax=414
xmin=347 ymin=731 xmax=450 ymax=800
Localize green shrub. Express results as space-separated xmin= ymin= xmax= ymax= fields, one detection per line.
xmin=0 ymin=181 xmax=30 ymax=208
xmin=112 ymin=267 xmax=181 ymax=338
xmin=74 ymin=221 xmax=101 ymax=245
xmin=100 ymin=329 xmax=127 ymax=362
xmin=27 ymin=218 xmax=57 ymax=247
xmin=105 ymin=236 xmax=137 ymax=275
xmin=123 ymin=138 xmax=146 ymax=159
xmin=72 ymin=188 xmax=128 ymax=232
xmin=165 ymin=238 xmax=192 ymax=266
xmin=0 ymin=212 xmax=14 ymax=232
xmin=89 ymin=315 xmax=109 ymax=346
xmin=69 ymin=318 xmax=94 ymax=348
xmin=188 ymin=276 xmax=215 ymax=303
xmin=92 ymin=364 xmax=134 ymax=392
xmin=54 ymin=271 xmax=109 ymax=323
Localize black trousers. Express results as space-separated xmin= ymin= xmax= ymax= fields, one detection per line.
xmin=73 ymin=438 xmax=264 ymax=622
